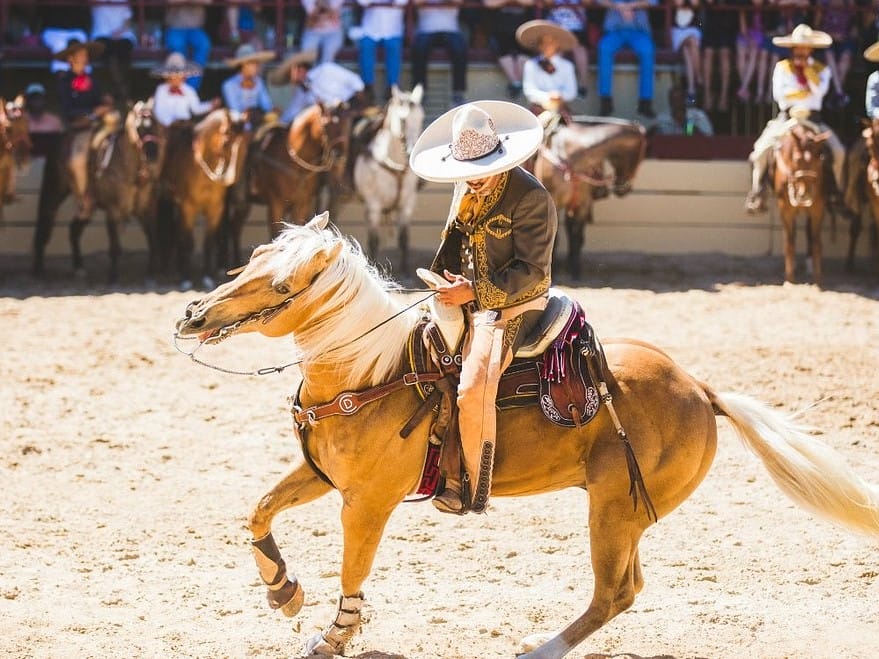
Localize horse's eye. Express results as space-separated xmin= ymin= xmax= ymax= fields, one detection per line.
xmin=274 ymin=283 xmax=291 ymax=295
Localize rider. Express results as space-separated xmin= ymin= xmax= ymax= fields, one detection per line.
xmin=55 ymin=38 xmax=113 ymax=223
xmin=843 ymin=39 xmax=879 ymax=214
xmin=221 ymin=43 xmax=275 ymax=122
xmin=517 ymin=19 xmax=578 ymax=125
xmin=151 ymin=52 xmax=221 ymax=127
xmin=409 ymin=101 xmax=557 ymax=514
xmin=745 ymin=24 xmax=845 ymax=214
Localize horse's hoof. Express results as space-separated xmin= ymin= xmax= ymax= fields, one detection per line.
xmin=304 ymin=632 xmax=342 ymax=657
xmin=276 ymin=579 xmax=305 ymax=617
xmin=179 ymin=279 xmax=194 ymax=292
xmin=517 ymin=632 xmax=554 ymax=655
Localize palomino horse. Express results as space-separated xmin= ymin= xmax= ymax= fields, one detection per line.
xmin=844 ymin=117 xmax=879 ymax=276
xmin=352 ymin=84 xmax=424 ymax=272
xmin=534 ymin=117 xmax=646 ymax=279
xmin=225 ymin=102 xmax=353 ymax=263
xmin=161 ymin=109 xmax=247 ymax=289
xmin=175 ymin=212 xmax=879 ymax=659
xmin=32 ymin=102 xmax=165 ymax=282
xmin=0 ymin=96 xmax=32 ymax=224
xmin=771 ymin=116 xmax=833 ymax=288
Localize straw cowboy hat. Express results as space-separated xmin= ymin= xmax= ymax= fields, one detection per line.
xmin=865 ymin=41 xmax=879 ymax=62
xmin=150 ymin=52 xmax=203 ymax=78
xmin=268 ymin=49 xmax=319 ymax=86
xmin=224 ymin=43 xmax=275 ymax=68
xmin=409 ymin=101 xmax=543 ymax=183
xmin=516 ymin=19 xmax=577 ymax=53
xmin=53 ymin=38 xmax=105 ymax=61
xmin=771 ymin=24 xmax=832 ymax=50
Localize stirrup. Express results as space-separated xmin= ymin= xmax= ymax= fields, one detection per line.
xmin=432 ymin=484 xmax=467 ymax=515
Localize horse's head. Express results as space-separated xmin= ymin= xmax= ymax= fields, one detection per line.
xmin=776 ymin=122 xmax=828 ymax=208
xmin=604 ymin=122 xmax=646 ymax=196
xmin=316 ymin=101 xmax=354 ymax=181
xmin=126 ymin=98 xmax=165 ymax=166
xmin=386 ymin=84 xmax=425 ymax=157
xmin=560 ymin=121 xmax=646 ymax=197
xmin=175 ymin=211 xmax=344 ymax=344
xmin=1 ymin=96 xmax=31 ymax=168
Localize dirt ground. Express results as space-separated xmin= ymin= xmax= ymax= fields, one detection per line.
xmin=1 ymin=250 xmax=878 ymax=659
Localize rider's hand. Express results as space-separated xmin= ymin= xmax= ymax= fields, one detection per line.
xmin=436 ymin=270 xmax=476 ymax=306
xmin=211 ymin=98 xmax=223 ymax=109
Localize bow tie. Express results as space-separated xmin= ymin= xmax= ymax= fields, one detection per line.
xmin=168 ymin=87 xmax=184 ymax=96
xmin=71 ymin=74 xmax=92 ymax=93
xmin=538 ymin=58 xmax=556 ymax=75
xmin=241 ymin=78 xmax=256 ymax=90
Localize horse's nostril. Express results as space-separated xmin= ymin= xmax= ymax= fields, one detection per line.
xmin=189 ymin=316 xmax=206 ymax=329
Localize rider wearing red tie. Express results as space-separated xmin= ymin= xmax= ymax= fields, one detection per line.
xmin=151 ymin=52 xmax=220 ymax=127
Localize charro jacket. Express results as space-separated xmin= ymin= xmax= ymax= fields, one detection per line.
xmin=430 ymin=166 xmax=558 ymax=311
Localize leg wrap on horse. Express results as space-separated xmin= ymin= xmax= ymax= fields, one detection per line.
xmin=252 ymin=532 xmax=304 ymax=616
xmin=304 ymin=592 xmax=365 ymax=655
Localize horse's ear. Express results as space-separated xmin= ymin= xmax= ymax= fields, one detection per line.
xmin=814 ymin=131 xmax=832 ymax=143
xmin=321 ymin=241 xmax=344 ymax=266
xmin=13 ymin=94 xmax=24 ymax=108
xmin=411 ymin=84 xmax=424 ymax=105
xmin=306 ymin=210 xmax=330 ymax=230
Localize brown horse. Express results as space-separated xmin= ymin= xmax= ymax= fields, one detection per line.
xmin=32 ymin=102 xmax=165 ymax=282
xmin=160 ymin=109 xmax=248 ymax=289
xmin=844 ymin=117 xmax=879 ymax=276
xmin=534 ymin=117 xmax=646 ymax=279
xmin=225 ymin=102 xmax=353 ymax=264
xmin=0 ymin=96 xmax=32 ymax=225
xmin=771 ymin=118 xmax=832 ymax=288
xmin=175 ymin=213 xmax=879 ymax=659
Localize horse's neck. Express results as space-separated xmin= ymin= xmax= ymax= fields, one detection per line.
xmin=289 ymin=114 xmax=322 ymax=158
xmin=371 ymin=121 xmax=407 ymax=166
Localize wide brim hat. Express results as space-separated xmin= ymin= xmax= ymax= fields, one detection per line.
xmin=409 ymin=100 xmax=543 ymax=184
xmin=516 ymin=19 xmax=577 ymax=53
xmin=268 ymin=49 xmax=319 ymax=86
xmin=771 ymin=24 xmax=832 ymax=50
xmin=53 ymin=38 xmax=105 ymax=61
xmin=225 ymin=44 xmax=276 ymax=68
xmin=150 ymin=52 xmax=203 ymax=78
xmin=865 ymin=41 xmax=879 ymax=62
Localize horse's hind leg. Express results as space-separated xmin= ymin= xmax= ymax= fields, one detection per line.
xmin=249 ymin=460 xmax=334 ymax=617
xmin=781 ymin=209 xmax=797 ymax=283
xmin=69 ymin=215 xmax=90 ymax=276
xmin=808 ymin=208 xmax=824 ymax=288
xmin=519 ymin=506 xmax=646 ymax=659
xmin=105 ymin=215 xmax=122 ymax=284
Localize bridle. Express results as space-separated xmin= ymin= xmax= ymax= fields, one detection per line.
xmin=193 ymin=112 xmax=244 ymax=185
xmin=286 ymin=105 xmax=348 ymax=173
xmin=775 ymin=127 xmax=822 ymax=208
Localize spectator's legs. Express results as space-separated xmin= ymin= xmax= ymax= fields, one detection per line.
xmin=411 ymin=32 xmax=432 ymax=90
xmin=498 ymin=55 xmax=524 ymax=94
xmin=384 ymin=36 xmax=404 ymax=89
xmin=165 ymin=27 xmax=187 ymax=59
xmin=718 ymin=46 xmax=731 ymax=112
xmin=681 ymin=35 xmax=702 ymax=101
xmin=572 ymin=44 xmax=589 ymax=95
xmin=736 ymin=40 xmax=758 ymax=103
xmin=188 ymin=28 xmax=212 ymax=91
xmin=447 ymin=32 xmax=468 ymax=96
xmin=702 ymin=47 xmax=715 ymax=111
xmin=358 ymin=36 xmax=378 ymax=88
xmin=97 ymin=37 xmax=133 ymax=105
xmin=301 ymin=30 xmax=322 ymax=60
xmin=597 ymin=30 xmax=626 ymax=100
xmin=321 ymin=30 xmax=345 ymax=64
xmin=628 ymin=30 xmax=655 ymax=105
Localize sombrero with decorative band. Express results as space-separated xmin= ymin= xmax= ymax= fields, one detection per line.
xmin=150 ymin=52 xmax=203 ymax=78
xmin=516 ymin=19 xmax=577 ymax=53
xmin=409 ymin=100 xmax=543 ymax=183
xmin=53 ymin=38 xmax=105 ymax=61
xmin=865 ymin=41 xmax=879 ymax=62
xmin=268 ymin=49 xmax=319 ymax=86
xmin=225 ymin=43 xmax=276 ymax=68
xmin=771 ymin=24 xmax=832 ymax=50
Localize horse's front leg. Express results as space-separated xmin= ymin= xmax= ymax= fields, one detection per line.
xmin=201 ymin=199 xmax=224 ymax=289
xmin=249 ymin=460 xmax=334 ymax=617
xmin=365 ymin=201 xmax=382 ymax=263
xmin=780 ymin=207 xmax=797 ymax=284
xmin=809 ymin=206 xmax=825 ymax=288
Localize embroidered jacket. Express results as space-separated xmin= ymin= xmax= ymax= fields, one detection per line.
xmin=772 ymin=58 xmax=830 ymax=112
xmin=57 ymin=70 xmax=103 ymax=125
xmin=430 ymin=166 xmax=557 ymax=311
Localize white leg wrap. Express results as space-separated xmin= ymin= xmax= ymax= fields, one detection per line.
xmin=303 ymin=592 xmax=364 ymax=656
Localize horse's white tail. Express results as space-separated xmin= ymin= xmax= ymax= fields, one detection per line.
xmin=714 ymin=392 xmax=879 ymax=538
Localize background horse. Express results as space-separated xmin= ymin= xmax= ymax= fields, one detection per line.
xmin=771 ymin=118 xmax=832 ymax=288
xmin=175 ymin=213 xmax=879 ymax=659
xmin=32 ymin=102 xmax=164 ymax=282
xmin=844 ymin=117 xmax=879 ymax=277
xmin=0 ymin=96 xmax=31 ymax=225
xmin=225 ymin=102 xmax=352 ymax=265
xmin=352 ymin=85 xmax=424 ymax=273
xmin=534 ymin=117 xmax=646 ymax=279
xmin=160 ymin=109 xmax=247 ymax=289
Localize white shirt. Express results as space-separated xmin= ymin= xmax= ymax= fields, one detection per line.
xmin=153 ymin=82 xmax=215 ymax=126
xmin=867 ymin=70 xmax=879 ymax=119
xmin=91 ymin=0 xmax=137 ymax=43
xmin=522 ymin=54 xmax=577 ymax=107
xmin=772 ymin=58 xmax=831 ymax=112
xmin=281 ymin=62 xmax=364 ymax=123
xmin=357 ymin=0 xmax=407 ymax=40
xmin=416 ymin=6 xmax=460 ymax=34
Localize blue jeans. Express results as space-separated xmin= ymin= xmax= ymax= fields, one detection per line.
xmin=598 ymin=28 xmax=655 ymax=100
xmin=357 ymin=36 xmax=403 ymax=88
xmin=412 ymin=31 xmax=468 ymax=92
xmin=165 ymin=27 xmax=211 ymax=90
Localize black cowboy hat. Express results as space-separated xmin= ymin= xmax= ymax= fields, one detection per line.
xmin=53 ymin=38 xmax=105 ymax=61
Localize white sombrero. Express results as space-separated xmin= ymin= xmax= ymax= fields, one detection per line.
xmin=409 ymin=101 xmax=542 ymax=183
xmin=267 ymin=49 xmax=319 ymax=86
xmin=150 ymin=52 xmax=203 ymax=78
xmin=225 ymin=43 xmax=275 ymax=68
xmin=516 ymin=20 xmax=577 ymax=53
xmin=771 ymin=24 xmax=832 ymax=50
xmin=865 ymin=41 xmax=879 ymax=62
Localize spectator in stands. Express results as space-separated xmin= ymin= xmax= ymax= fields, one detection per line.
xmin=23 ymin=83 xmax=63 ymax=134
xmin=596 ymin=0 xmax=658 ymax=118
xmin=55 ymin=39 xmax=112 ymax=223
xmin=544 ymin=0 xmax=591 ymax=97
xmin=701 ymin=0 xmax=737 ymax=112
xmin=814 ymin=0 xmax=858 ymax=108
xmin=165 ymin=0 xmax=213 ymax=91
xmin=411 ymin=0 xmax=468 ymax=107
xmin=745 ymin=24 xmax=845 ymax=213
xmin=222 ymin=44 xmax=275 ymax=117
xmin=226 ymin=0 xmax=258 ymax=45
xmin=653 ymin=84 xmax=714 ymax=134
xmin=734 ymin=0 xmax=767 ymax=105
xmin=485 ymin=0 xmax=536 ymax=98
xmin=517 ymin=19 xmax=578 ymax=118
xmin=353 ymin=0 xmax=408 ymax=102
xmin=672 ymin=0 xmax=703 ymax=107
xmin=151 ymin=52 xmax=220 ymax=127
xmin=90 ymin=0 xmax=136 ymax=105
xmin=269 ymin=49 xmax=365 ymax=123
xmin=301 ymin=0 xmax=347 ymax=64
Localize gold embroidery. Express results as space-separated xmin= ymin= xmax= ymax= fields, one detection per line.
xmin=502 ymin=315 xmax=523 ymax=348
xmin=484 ymin=213 xmax=512 ymax=240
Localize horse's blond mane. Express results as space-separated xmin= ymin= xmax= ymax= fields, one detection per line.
xmin=194 ymin=109 xmax=228 ymax=135
xmin=270 ymin=226 xmax=418 ymax=388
